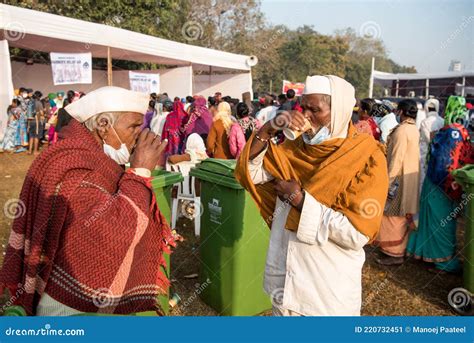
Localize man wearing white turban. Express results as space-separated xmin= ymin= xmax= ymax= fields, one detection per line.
xmin=0 ymin=86 xmax=173 ymax=316
xmin=235 ymin=75 xmax=388 ymax=316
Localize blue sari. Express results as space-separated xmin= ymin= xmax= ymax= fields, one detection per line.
xmin=407 ymin=124 xmax=472 ymax=272
xmin=406 ymin=178 xmax=460 ymax=271
xmin=1 ymin=111 xmax=19 ymax=151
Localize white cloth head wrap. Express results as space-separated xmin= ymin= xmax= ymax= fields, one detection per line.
xmin=65 ymin=86 xmax=149 ymax=123
xmin=424 ymin=98 xmax=440 ymax=113
xmin=304 ymin=75 xmax=331 ymax=95
xmin=304 ymin=75 xmax=356 ymax=139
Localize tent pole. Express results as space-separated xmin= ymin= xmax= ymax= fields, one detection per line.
xmin=368 ymin=56 xmax=375 ymax=98
xmin=209 ymin=66 xmax=212 ymax=89
xmin=107 ymin=47 xmax=113 ymax=86
xmin=461 ymin=76 xmax=466 ymax=97
xmin=425 ymin=78 xmax=429 ymax=99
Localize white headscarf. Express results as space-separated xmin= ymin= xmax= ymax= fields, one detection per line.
xmin=304 ymin=75 xmax=356 ymax=139
xmin=185 ymin=133 xmax=208 ymax=162
xmin=424 ymin=98 xmax=440 ymax=113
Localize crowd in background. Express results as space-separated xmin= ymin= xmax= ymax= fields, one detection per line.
xmin=0 ymin=88 xmax=80 ymax=154
xmin=353 ymin=95 xmax=474 ymax=273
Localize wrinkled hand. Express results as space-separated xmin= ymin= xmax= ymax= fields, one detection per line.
xmin=273 ymin=179 xmax=305 ymax=210
xmin=130 ymin=129 xmax=167 ymax=171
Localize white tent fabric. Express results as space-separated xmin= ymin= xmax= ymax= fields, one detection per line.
xmin=0 ymin=40 xmax=14 ymax=142
xmin=373 ymin=70 xmax=474 ymax=81
xmin=0 ymin=3 xmax=251 ymax=71
xmin=0 ymin=4 xmax=255 ymax=139
xmin=11 ymin=62 xmax=194 ymax=99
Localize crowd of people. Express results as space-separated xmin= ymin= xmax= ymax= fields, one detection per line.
xmin=0 ymin=88 xmax=81 ymax=154
xmin=1 ymin=77 xmax=473 ymax=317
xmin=351 ymin=95 xmax=473 ymax=273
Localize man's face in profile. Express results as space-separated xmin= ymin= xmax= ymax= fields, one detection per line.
xmin=301 ymin=94 xmax=331 ymax=130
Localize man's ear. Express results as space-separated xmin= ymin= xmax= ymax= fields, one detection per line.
xmin=96 ymin=116 xmax=111 ymax=141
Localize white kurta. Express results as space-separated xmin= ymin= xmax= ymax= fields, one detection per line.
xmin=248 ymin=148 xmax=369 ymax=316
xmin=150 ymin=111 xmax=169 ymax=136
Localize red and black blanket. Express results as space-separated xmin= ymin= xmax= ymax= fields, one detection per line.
xmin=0 ymin=119 xmax=174 ymax=315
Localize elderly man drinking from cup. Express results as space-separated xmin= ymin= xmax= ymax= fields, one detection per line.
xmin=235 ymin=75 xmax=388 ymax=316
xmin=0 ymin=86 xmax=173 ymax=316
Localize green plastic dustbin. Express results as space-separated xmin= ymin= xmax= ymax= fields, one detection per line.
xmin=136 ymin=169 xmax=183 ymax=316
xmin=452 ymin=165 xmax=474 ymax=293
xmin=189 ymin=158 xmax=272 ymax=316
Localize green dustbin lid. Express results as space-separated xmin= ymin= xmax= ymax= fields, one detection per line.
xmin=151 ymin=169 xmax=184 ymax=189
xmin=190 ymin=158 xmax=243 ymax=189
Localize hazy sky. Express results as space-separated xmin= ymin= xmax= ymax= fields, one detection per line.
xmin=260 ymin=0 xmax=473 ymax=73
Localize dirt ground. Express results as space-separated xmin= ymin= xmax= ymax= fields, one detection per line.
xmin=0 ymin=149 xmax=463 ymax=316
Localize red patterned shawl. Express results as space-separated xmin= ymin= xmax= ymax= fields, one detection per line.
xmin=0 ymin=119 xmax=174 ymax=315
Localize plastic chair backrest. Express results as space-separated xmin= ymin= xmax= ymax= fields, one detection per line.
xmin=166 ymin=161 xmax=197 ymax=198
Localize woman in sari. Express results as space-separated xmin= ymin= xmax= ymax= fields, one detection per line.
xmin=15 ymin=88 xmax=29 ymax=152
xmin=406 ymin=96 xmax=473 ymax=273
xmin=1 ymin=99 xmax=21 ymax=152
xmin=182 ymin=96 xmax=212 ymax=143
xmin=161 ymin=99 xmax=188 ymax=159
xmin=375 ymin=99 xmax=420 ymax=265
xmin=207 ymin=101 xmax=234 ymax=159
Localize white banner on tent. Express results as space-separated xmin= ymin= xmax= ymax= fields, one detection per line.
xmin=129 ymin=71 xmax=160 ymax=94
xmin=50 ymin=52 xmax=92 ymax=85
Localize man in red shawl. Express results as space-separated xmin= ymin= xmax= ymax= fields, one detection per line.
xmin=0 ymin=86 xmax=173 ymax=316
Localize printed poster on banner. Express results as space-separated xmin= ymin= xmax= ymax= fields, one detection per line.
xmin=282 ymin=80 xmax=305 ymax=96
xmin=129 ymin=71 xmax=160 ymax=94
xmin=50 ymin=52 xmax=92 ymax=85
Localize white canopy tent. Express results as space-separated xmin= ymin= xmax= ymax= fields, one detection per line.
xmin=0 ymin=4 xmax=253 ymax=70
xmin=370 ymin=69 xmax=474 ymax=98
xmin=0 ymin=3 xmax=255 ymax=138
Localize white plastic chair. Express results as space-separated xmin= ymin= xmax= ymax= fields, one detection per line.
xmin=166 ymin=161 xmax=201 ymax=236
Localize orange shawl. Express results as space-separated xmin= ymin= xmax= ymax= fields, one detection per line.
xmin=235 ymin=124 xmax=388 ymax=242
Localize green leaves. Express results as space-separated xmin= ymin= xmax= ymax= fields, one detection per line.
xmin=5 ymin=0 xmax=416 ymax=96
